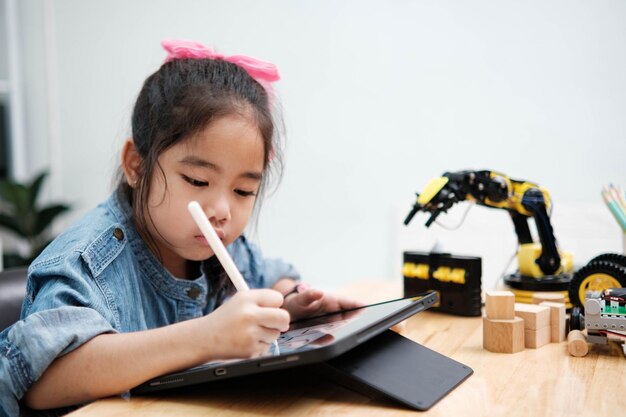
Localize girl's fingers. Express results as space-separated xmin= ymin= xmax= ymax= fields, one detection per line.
xmin=250 ymin=289 xmax=285 ymax=308
xmin=295 ymin=289 xmax=324 ymax=306
xmin=231 ymin=288 xmax=282 ymax=307
xmin=338 ymin=297 xmax=365 ymax=310
xmin=257 ymin=306 xmax=291 ymax=331
xmin=257 ymin=328 xmax=281 ymax=345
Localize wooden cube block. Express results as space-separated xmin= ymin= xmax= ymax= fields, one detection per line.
xmin=532 ymin=292 xmax=565 ymax=304
xmin=483 ymin=316 xmax=525 ymax=353
xmin=524 ymin=325 xmax=551 ymax=348
xmin=540 ymin=301 xmax=566 ymax=343
xmin=485 ymin=291 xmax=515 ymax=320
xmin=514 ymin=303 xmax=550 ymax=330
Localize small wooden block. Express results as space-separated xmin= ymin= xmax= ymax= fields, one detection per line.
xmin=567 ymin=330 xmax=589 ymax=357
xmin=532 ymin=292 xmax=566 ymax=304
xmin=514 ymin=303 xmax=550 ymax=330
xmin=540 ymin=301 xmax=566 ymax=343
xmin=483 ymin=316 xmax=525 ymax=353
xmin=485 ymin=291 xmax=515 ymax=320
xmin=524 ymin=325 xmax=551 ymax=348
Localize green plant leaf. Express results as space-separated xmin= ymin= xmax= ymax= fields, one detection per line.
xmin=29 ymin=171 xmax=48 ymax=207
xmin=0 ymin=180 xmax=13 ymax=203
xmin=0 ymin=170 xmax=71 ymax=264
xmin=0 ymin=213 xmax=26 ymax=236
xmin=0 ymin=180 xmax=31 ymax=214
xmin=34 ymin=204 xmax=70 ymax=235
xmin=2 ymin=252 xmax=29 ymax=268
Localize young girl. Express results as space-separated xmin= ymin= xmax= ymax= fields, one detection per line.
xmin=0 ymin=39 xmax=359 ymax=414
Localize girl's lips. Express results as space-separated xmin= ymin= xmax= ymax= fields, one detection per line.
xmin=194 ymin=235 xmax=210 ymax=246
xmin=194 ymin=229 xmax=226 ymax=245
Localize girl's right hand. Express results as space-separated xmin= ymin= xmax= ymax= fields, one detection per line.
xmin=199 ymin=289 xmax=290 ymax=360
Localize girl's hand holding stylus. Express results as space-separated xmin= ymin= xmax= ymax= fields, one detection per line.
xmin=282 ymin=285 xmax=364 ymax=322
xmin=202 ymin=289 xmax=290 ymax=359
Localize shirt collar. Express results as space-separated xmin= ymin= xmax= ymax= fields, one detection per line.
xmin=105 ymin=190 xmax=210 ymax=303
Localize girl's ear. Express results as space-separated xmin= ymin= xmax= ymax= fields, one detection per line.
xmin=121 ymin=139 xmax=142 ymax=188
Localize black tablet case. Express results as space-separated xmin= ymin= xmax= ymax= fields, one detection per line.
xmin=321 ymin=329 xmax=473 ymax=410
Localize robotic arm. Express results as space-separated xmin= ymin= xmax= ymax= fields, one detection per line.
xmin=404 ymin=170 xmax=572 ymax=280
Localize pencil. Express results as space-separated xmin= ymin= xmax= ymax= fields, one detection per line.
xmin=602 ymin=188 xmax=626 ymax=232
xmin=609 ymin=184 xmax=626 ymax=214
xmin=187 ymin=201 xmax=281 ymax=355
xmin=188 ymin=201 xmax=249 ymax=291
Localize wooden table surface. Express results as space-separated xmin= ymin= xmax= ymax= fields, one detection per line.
xmin=68 ymin=280 xmax=625 ymax=417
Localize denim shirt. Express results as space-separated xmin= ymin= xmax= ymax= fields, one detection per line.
xmin=0 ymin=191 xmax=299 ymax=417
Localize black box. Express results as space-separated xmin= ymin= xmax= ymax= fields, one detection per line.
xmin=403 ymin=252 xmax=482 ymax=316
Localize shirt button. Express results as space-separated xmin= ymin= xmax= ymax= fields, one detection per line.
xmin=187 ymin=287 xmax=201 ymax=300
xmin=113 ymin=228 xmax=124 ymax=241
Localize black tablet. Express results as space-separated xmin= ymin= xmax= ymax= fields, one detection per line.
xmin=132 ymin=291 xmax=438 ymax=394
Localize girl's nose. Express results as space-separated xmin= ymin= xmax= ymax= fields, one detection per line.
xmin=207 ymin=195 xmax=231 ymax=224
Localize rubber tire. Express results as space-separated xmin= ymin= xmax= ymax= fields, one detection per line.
xmin=568 ymin=260 xmax=626 ymax=308
xmin=569 ymin=305 xmax=583 ymax=331
xmin=587 ymin=253 xmax=626 ymax=268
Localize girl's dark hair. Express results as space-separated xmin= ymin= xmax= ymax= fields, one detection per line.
xmin=116 ymin=58 xmax=282 ymax=282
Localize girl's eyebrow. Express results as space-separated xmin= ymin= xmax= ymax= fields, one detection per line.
xmin=179 ymin=155 xmax=262 ymax=180
xmin=179 ymin=155 xmax=219 ymax=170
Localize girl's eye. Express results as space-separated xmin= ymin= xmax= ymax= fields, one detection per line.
xmin=235 ymin=189 xmax=257 ymax=197
xmin=182 ymin=175 xmax=208 ymax=187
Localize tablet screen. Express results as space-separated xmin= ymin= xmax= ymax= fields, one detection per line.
xmin=274 ymin=294 xmax=432 ymax=355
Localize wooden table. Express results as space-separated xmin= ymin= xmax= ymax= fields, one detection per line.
xmin=69 ymin=281 xmax=625 ymax=417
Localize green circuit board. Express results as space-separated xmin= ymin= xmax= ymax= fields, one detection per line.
xmin=602 ymin=304 xmax=626 ymax=316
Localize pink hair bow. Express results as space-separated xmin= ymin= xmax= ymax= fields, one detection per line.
xmin=161 ymin=39 xmax=280 ymax=102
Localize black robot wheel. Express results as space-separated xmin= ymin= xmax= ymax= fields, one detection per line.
xmin=569 ymin=305 xmax=584 ymax=331
xmin=587 ymin=253 xmax=626 ymax=268
xmin=568 ymin=260 xmax=626 ymax=308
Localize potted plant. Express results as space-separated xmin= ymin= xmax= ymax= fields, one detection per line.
xmin=0 ymin=171 xmax=70 ymax=268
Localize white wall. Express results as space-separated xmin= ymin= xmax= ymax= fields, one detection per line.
xmin=0 ymin=0 xmax=7 ymax=80
xmin=15 ymin=0 xmax=626 ymax=290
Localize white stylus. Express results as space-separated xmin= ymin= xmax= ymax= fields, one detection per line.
xmin=187 ymin=201 xmax=280 ymax=355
